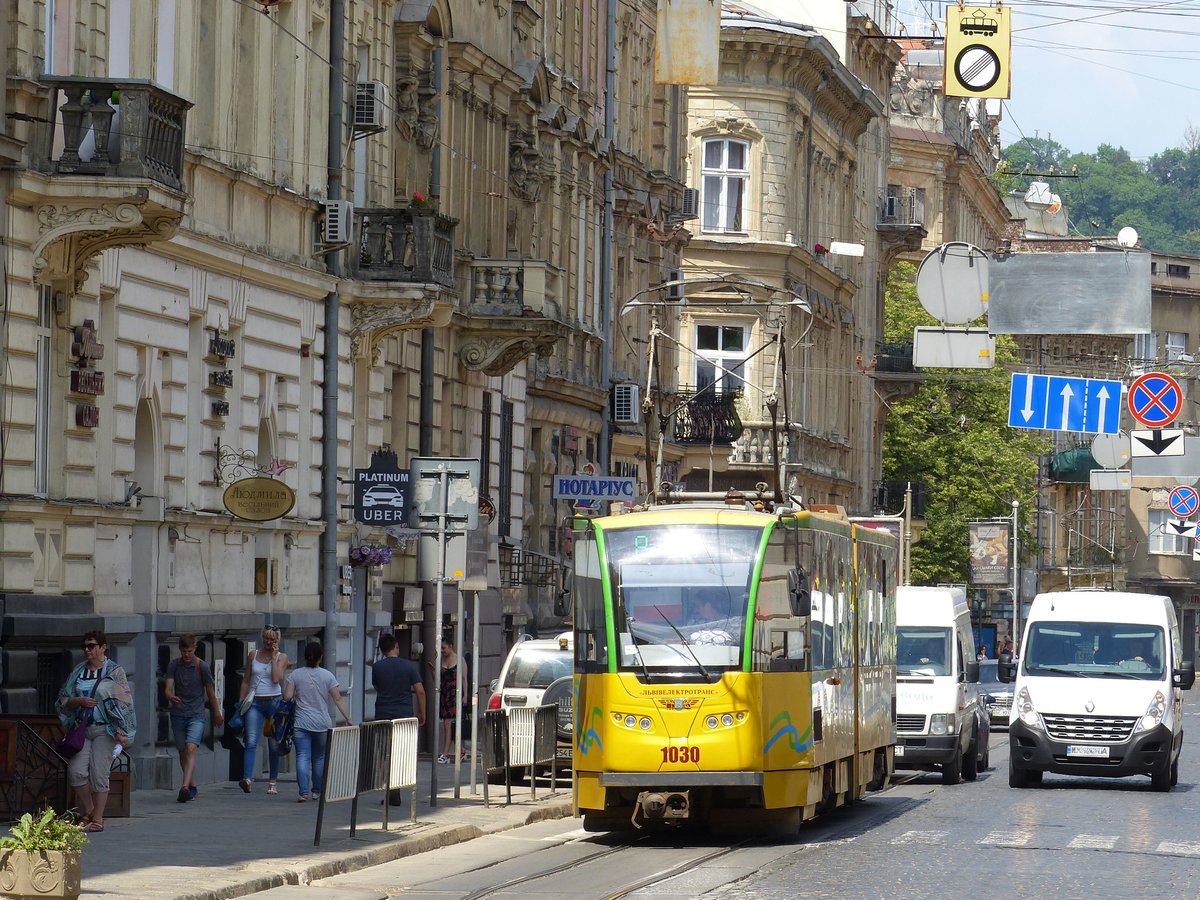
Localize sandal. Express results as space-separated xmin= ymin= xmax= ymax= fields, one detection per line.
xmin=266 ymin=782 xmax=278 ymax=795
xmin=82 ymin=821 xmax=104 ymax=833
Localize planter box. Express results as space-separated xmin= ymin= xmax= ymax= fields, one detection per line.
xmin=0 ymin=849 xmax=82 ymax=899
xmin=104 ymin=769 xmax=130 ymax=818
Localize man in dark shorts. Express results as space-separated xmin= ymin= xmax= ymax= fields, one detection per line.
xmin=372 ymin=633 xmax=425 ymax=804
xmin=164 ymin=634 xmax=222 ymax=803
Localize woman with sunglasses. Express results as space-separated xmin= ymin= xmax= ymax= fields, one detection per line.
xmin=235 ymin=625 xmax=289 ymax=793
xmin=55 ymin=631 xmax=136 ymax=832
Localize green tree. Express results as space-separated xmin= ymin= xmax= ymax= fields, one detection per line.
xmin=881 ymin=263 xmax=1049 ymax=585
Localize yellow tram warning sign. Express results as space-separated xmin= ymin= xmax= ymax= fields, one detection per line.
xmin=944 ymin=5 xmax=1012 ymax=99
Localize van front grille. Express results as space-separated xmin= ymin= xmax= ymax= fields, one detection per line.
xmin=1043 ymin=714 xmax=1137 ymax=743
xmin=896 ymin=714 xmax=926 ymax=733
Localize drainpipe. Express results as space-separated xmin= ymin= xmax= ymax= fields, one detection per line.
xmin=599 ymin=0 xmax=616 ymax=472
xmin=420 ymin=48 xmax=443 ymax=459
xmin=321 ymin=0 xmax=347 ymax=669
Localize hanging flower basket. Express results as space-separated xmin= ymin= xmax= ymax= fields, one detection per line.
xmin=350 ymin=543 xmax=393 ymax=568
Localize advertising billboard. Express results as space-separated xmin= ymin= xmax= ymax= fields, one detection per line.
xmin=968 ymin=521 xmax=1011 ymax=585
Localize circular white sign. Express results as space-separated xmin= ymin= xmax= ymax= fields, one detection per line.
xmin=915 ymin=243 xmax=990 ymax=325
xmin=1091 ymin=432 xmax=1130 ymax=470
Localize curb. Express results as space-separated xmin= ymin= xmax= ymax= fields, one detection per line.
xmin=172 ymin=800 xmax=575 ymax=900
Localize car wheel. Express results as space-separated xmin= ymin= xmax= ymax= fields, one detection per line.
xmin=962 ymin=737 xmax=979 ymax=782
xmin=1170 ymin=755 xmax=1180 ymax=786
xmin=1152 ymin=757 xmax=1172 ymax=792
xmin=980 ymin=740 xmax=990 ymax=772
xmin=942 ymin=746 xmax=963 ymax=785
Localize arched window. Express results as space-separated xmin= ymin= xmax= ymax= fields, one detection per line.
xmin=700 ymin=137 xmax=749 ymax=233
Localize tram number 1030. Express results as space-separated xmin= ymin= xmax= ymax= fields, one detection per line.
xmin=661 ymin=745 xmax=701 ymax=764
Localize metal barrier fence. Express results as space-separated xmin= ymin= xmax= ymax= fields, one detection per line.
xmin=481 ymin=704 xmax=562 ymax=807
xmin=314 ymin=718 xmax=419 ymax=846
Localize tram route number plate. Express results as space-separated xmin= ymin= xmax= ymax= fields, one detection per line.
xmin=1066 ymin=744 xmax=1109 ymax=758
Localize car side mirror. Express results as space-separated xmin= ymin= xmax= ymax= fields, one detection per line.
xmin=997 ymin=653 xmax=1016 ymax=683
xmin=965 ymin=661 xmax=980 ymax=683
xmin=1174 ymin=660 xmax=1196 ymax=690
xmin=787 ymin=568 xmax=811 ymax=617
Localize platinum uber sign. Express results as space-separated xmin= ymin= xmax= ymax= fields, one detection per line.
xmin=552 ymin=473 xmax=637 ymax=502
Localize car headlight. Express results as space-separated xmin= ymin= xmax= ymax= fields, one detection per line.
xmin=930 ymin=714 xmax=955 ymax=735
xmin=1016 ymin=686 xmax=1041 ymax=729
xmin=1136 ymin=691 xmax=1167 ymax=733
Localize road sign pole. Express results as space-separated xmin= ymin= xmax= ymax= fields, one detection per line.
xmin=430 ymin=463 xmax=449 ymax=807
xmin=1012 ymin=500 xmax=1020 ymax=649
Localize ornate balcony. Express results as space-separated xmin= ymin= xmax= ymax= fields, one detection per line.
xmin=870 ymin=341 xmax=924 ymax=402
xmin=672 ymin=390 xmax=744 ymax=445
xmin=345 ymin=208 xmax=459 ymax=361
xmin=458 ymin=259 xmax=571 ymax=376
xmin=353 ymin=208 xmax=456 ymax=288
xmin=876 ymin=187 xmax=927 ymax=257
xmin=13 ymin=77 xmax=193 ymax=290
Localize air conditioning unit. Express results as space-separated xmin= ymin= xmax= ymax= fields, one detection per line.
xmin=680 ymin=187 xmax=699 ymax=220
xmin=353 ymin=81 xmax=388 ymax=134
xmin=613 ymin=383 xmax=640 ymax=425
xmin=320 ymin=200 xmax=354 ymax=246
xmin=666 ymin=268 xmax=684 ymax=301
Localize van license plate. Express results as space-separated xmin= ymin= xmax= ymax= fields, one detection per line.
xmin=1066 ymin=744 xmax=1109 ymax=758
xmin=894 ymin=745 xmax=905 ymax=757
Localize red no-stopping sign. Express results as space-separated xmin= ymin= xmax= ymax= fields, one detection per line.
xmin=1128 ymin=372 xmax=1183 ymax=428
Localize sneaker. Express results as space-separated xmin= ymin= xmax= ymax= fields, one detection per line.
xmin=177 ymin=788 xmax=189 ymax=804
xmin=188 ymin=786 xmax=198 ymax=801
xmin=240 ymin=779 xmax=252 ymax=793
xmin=437 ymin=754 xmax=450 ymax=764
xmin=297 ymin=794 xmax=308 ymax=803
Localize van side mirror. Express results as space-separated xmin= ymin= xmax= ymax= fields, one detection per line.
xmin=997 ymin=653 xmax=1016 ymax=683
xmin=1174 ymin=660 xmax=1196 ymax=690
xmin=787 ymin=568 xmax=811 ymax=617
xmin=553 ymin=589 xmax=571 ymax=618
xmin=965 ymin=661 xmax=980 ymax=683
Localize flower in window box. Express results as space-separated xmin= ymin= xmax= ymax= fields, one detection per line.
xmin=409 ymin=190 xmax=435 ymax=210
xmin=814 ymin=243 xmax=828 ymax=255
xmin=349 ymin=543 xmax=394 ymax=568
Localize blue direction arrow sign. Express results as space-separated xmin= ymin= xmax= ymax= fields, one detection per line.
xmin=1169 ymin=485 xmax=1199 ymax=518
xmin=1008 ymin=373 xmax=1122 ymax=435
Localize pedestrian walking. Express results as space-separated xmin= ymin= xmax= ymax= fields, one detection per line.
xmin=372 ymin=633 xmax=425 ymax=804
xmin=431 ymin=638 xmax=466 ymax=764
xmin=55 ymin=630 xmax=136 ymax=833
xmin=236 ymin=624 xmax=289 ymax=794
xmin=284 ymin=641 xmax=351 ymax=802
xmin=164 ymin=634 xmax=223 ymax=803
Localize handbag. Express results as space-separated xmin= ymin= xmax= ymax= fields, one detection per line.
xmin=56 ymin=721 xmax=88 ymax=759
xmin=264 ymin=700 xmax=295 ymax=753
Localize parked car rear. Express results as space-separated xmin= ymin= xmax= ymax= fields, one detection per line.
xmin=979 ymin=659 xmax=1012 ymax=729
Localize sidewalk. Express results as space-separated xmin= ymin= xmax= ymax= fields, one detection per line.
xmin=64 ymin=759 xmax=574 ymax=900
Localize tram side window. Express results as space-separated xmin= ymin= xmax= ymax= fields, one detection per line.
xmin=755 ymin=521 xmax=809 ymax=672
xmin=574 ymin=531 xmax=609 ymax=673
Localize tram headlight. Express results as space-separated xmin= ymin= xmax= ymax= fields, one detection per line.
xmin=625 ymin=714 xmax=637 ymax=728
xmin=706 ymin=715 xmax=719 ymax=729
xmin=1136 ymin=691 xmax=1167 ymax=733
xmin=721 ymin=714 xmax=734 ymax=727
xmin=1016 ymin=686 xmax=1041 ymax=729
xmin=639 ymin=717 xmax=652 ymax=730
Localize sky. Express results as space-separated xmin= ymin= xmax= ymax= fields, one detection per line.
xmin=894 ymin=0 xmax=1200 ymax=161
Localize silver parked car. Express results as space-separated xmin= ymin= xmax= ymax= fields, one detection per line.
xmin=979 ymin=659 xmax=1012 ymax=729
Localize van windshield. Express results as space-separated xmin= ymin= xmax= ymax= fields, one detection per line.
xmin=1024 ymin=621 xmax=1166 ymax=679
xmin=897 ymin=626 xmax=952 ymax=676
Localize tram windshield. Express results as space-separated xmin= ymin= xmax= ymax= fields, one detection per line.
xmin=605 ymin=523 xmax=758 ymax=673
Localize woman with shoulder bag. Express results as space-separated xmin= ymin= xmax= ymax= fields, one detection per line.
xmin=55 ymin=630 xmax=135 ymax=833
xmin=284 ymin=641 xmax=352 ymax=802
xmin=235 ymin=624 xmax=289 ymax=794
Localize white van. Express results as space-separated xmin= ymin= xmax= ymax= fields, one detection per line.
xmin=894 ymin=586 xmax=984 ymax=784
xmin=999 ymin=590 xmax=1196 ymax=791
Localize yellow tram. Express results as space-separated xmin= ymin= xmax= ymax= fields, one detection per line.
xmin=571 ymin=499 xmax=898 ymax=831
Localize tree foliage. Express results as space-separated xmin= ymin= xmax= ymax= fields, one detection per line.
xmin=881 ymin=264 xmax=1049 ymax=585
xmin=998 ymin=135 xmax=1200 ymax=253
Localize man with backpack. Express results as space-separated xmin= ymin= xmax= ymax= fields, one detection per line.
xmin=164 ymin=634 xmax=223 ymax=803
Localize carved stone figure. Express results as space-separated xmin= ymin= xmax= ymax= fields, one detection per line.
xmin=394 ymin=76 xmax=419 ymax=141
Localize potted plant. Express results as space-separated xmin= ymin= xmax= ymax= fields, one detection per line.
xmin=0 ymin=808 xmax=86 ymax=899
xmin=349 ymin=542 xmax=393 ymax=568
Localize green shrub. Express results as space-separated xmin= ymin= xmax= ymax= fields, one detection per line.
xmin=0 ymin=808 xmax=88 ymax=853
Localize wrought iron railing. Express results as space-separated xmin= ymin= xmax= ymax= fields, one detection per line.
xmin=38 ymin=77 xmax=191 ymax=190
xmin=879 ymin=188 xmax=925 ymax=226
xmin=673 ymin=389 xmax=744 ymax=444
xmin=3 ymin=723 xmax=68 ymax=820
xmin=876 ymin=342 xmax=917 ymax=373
xmin=354 ymin=209 xmax=457 ymax=287
xmin=499 ymin=545 xmax=558 ymax=587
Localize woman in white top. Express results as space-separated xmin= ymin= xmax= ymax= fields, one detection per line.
xmin=237 ymin=625 xmax=289 ymax=794
xmin=284 ymin=641 xmax=352 ymax=801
